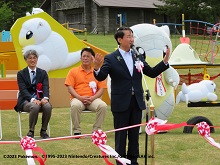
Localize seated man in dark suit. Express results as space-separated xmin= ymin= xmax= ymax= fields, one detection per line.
xmin=14 ymin=50 xmax=52 ymax=139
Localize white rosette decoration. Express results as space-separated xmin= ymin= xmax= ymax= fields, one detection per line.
xmin=134 ymin=61 xmax=144 ymax=72
xmin=89 ymin=81 xmax=97 ymax=95
xmin=20 ymin=136 xmax=36 ymax=165
xmin=20 ymin=136 xmax=47 ymax=165
xmin=145 ymin=117 xmax=168 ymax=135
xmin=197 ymin=122 xmax=220 ymax=149
xmin=92 ymin=130 xmax=131 ymax=165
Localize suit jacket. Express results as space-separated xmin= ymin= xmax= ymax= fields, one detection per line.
xmin=94 ymin=49 xmax=169 ymax=112
xmin=14 ymin=67 xmax=50 ymax=112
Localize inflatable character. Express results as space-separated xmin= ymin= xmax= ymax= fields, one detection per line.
xmin=131 ymin=23 xmax=180 ymax=120
xmin=19 ymin=17 xmax=81 ymax=72
xmin=176 ymin=80 xmax=217 ymax=104
xmin=26 ymin=7 xmax=44 ymax=16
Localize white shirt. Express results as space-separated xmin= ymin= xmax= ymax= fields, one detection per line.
xmin=27 ymin=67 xmax=48 ymax=101
xmin=94 ymin=48 xmax=134 ymax=77
xmin=28 ymin=67 xmax=36 ymax=82
xmin=118 ymin=48 xmax=133 ymax=76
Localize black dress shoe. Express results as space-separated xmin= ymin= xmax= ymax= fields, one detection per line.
xmin=74 ymin=133 xmax=81 ymax=139
xmin=27 ymin=131 xmax=34 ymax=138
xmin=157 ymin=131 xmax=168 ymax=134
xmin=40 ymin=131 xmax=49 ymax=139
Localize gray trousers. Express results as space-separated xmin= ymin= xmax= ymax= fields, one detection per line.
xmin=23 ymin=101 xmax=52 ymax=131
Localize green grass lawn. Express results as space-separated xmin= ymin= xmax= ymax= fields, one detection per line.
xmin=1 ymin=33 xmax=220 ymax=165
xmin=1 ymin=104 xmax=220 ymax=165
xmin=75 ymin=33 xmax=117 ymax=53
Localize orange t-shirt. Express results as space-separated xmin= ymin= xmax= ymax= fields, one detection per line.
xmin=64 ymin=65 xmax=107 ymax=100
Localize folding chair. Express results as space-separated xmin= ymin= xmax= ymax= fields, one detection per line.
xmin=17 ymin=92 xmax=50 ymax=138
xmin=17 ymin=111 xmax=50 ymax=138
xmin=70 ymin=108 xmax=93 ymax=136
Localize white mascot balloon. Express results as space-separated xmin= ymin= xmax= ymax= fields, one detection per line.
xmin=19 ymin=17 xmax=81 ymax=72
xmin=176 ymin=80 xmax=217 ymax=104
xmin=131 ymin=23 xmax=180 ymax=120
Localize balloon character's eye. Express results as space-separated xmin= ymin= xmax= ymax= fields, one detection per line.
xmin=26 ymin=31 xmax=33 ymax=40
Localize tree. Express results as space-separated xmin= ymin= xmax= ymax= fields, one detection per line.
xmin=154 ymin=0 xmax=220 ymax=23
xmin=0 ymin=3 xmax=12 ymax=30
xmin=0 ymin=0 xmax=44 ymax=31
xmin=7 ymin=0 xmax=44 ymax=22
xmin=206 ymin=0 xmax=220 ymax=23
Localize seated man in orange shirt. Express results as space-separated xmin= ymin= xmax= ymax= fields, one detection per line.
xmin=65 ymin=48 xmax=107 ymax=136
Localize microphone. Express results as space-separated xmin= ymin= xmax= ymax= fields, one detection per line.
xmin=130 ymin=44 xmax=141 ymax=59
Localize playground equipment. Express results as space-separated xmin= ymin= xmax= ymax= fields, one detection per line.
xmin=0 ymin=79 xmax=18 ymax=110
xmin=157 ymin=14 xmax=219 ymax=64
xmin=0 ymin=54 xmax=10 ymax=78
xmin=210 ymin=23 xmax=220 ymax=63
xmin=154 ymin=15 xmax=220 ymax=137
xmin=180 ymin=14 xmax=190 ymax=44
xmin=0 ymin=41 xmax=18 ymax=78
xmin=183 ymin=20 xmax=217 ymax=63
xmin=157 ymin=17 xmax=220 ymax=85
xmin=169 ymin=41 xmax=220 ymax=85
xmin=0 ymin=36 xmax=19 ymax=110
xmin=1 ymin=30 xmax=12 ymax=42
xmin=62 ymin=22 xmax=87 ymax=41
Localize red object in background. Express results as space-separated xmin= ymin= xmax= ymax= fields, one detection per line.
xmin=0 ymin=79 xmax=18 ymax=110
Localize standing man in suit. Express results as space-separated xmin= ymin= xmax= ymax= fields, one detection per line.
xmin=93 ymin=27 xmax=170 ymax=165
xmin=14 ymin=50 xmax=52 ymax=139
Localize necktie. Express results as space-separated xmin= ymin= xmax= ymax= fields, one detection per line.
xmin=31 ymin=71 xmax=37 ymax=99
xmin=31 ymin=71 xmax=36 ymax=84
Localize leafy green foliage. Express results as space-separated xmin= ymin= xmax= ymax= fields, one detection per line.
xmin=155 ymin=0 xmax=220 ymax=23
xmin=0 ymin=3 xmax=12 ymax=30
xmin=0 ymin=0 xmax=44 ymax=31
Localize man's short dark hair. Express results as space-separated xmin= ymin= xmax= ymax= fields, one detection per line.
xmin=114 ymin=27 xmax=133 ymax=45
xmin=81 ymin=47 xmax=95 ymax=57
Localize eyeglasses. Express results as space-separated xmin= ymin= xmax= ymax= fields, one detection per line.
xmin=27 ymin=56 xmax=38 ymax=60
